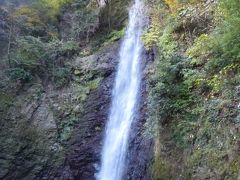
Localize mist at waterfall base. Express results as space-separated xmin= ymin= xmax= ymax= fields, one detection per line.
xmin=97 ymin=0 xmax=147 ymax=180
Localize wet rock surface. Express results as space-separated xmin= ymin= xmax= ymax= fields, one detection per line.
xmin=62 ymin=73 xmax=115 ymax=179
xmin=124 ymin=50 xmax=154 ymax=180
xmin=45 ymin=43 xmax=119 ymax=179
xmin=51 ymin=47 xmax=154 ymax=179
xmin=58 ymin=49 xmax=154 ymax=180
xmin=0 ymin=41 xmax=153 ymax=179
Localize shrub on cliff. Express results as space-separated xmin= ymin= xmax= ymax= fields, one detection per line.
xmin=7 ymin=67 xmax=32 ymax=82
xmin=72 ymin=7 xmax=99 ymax=42
xmin=216 ymin=0 xmax=240 ymax=61
xmin=8 ymin=36 xmax=78 ymax=87
xmin=12 ymin=5 xmax=46 ymax=36
xmin=145 ymin=0 xmax=240 ymax=179
xmin=13 ymin=36 xmax=46 ymax=70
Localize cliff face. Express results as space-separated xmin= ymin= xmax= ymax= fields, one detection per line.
xmin=0 ymin=0 xmax=31 ymax=6
xmin=125 ymin=50 xmax=154 ymax=180
xmin=0 ymin=38 xmax=153 ymax=179
xmin=55 ymin=43 xmax=119 ymax=179
xmin=49 ymin=42 xmax=153 ymax=180
xmin=0 ymin=0 xmax=155 ymax=178
xmin=1 ymin=0 xmax=240 ymax=179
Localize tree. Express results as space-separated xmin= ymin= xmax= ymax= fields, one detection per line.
xmin=73 ymin=8 xmax=99 ymax=42
xmin=12 ymin=6 xmax=46 ymax=36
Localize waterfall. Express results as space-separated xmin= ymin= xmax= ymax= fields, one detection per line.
xmin=98 ymin=0 xmax=146 ymax=179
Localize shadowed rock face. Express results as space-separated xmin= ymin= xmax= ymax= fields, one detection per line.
xmin=0 ymin=0 xmax=31 ymax=6
xmin=36 ymin=43 xmax=118 ymax=180
xmin=49 ymin=45 xmax=153 ymax=180
xmin=0 ymin=39 xmax=152 ymax=179
xmin=124 ymin=50 xmax=154 ymax=180
xmin=65 ymin=73 xmax=115 ymax=180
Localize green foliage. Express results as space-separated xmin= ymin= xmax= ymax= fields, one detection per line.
xmin=151 ymin=156 xmax=172 ymax=180
xmin=52 ymin=67 xmax=71 ymax=88
xmin=86 ymin=77 xmax=103 ymax=90
xmin=10 ymin=36 xmax=54 ymax=82
xmin=142 ymin=5 xmax=177 ymax=50
xmin=187 ymin=34 xmax=216 ymax=66
xmin=47 ymin=39 xmax=79 ymax=57
xmin=184 ymin=116 xmax=240 ymax=179
xmin=98 ymin=28 xmax=125 ymax=48
xmin=165 ymin=0 xmax=178 ymax=12
xmin=7 ymin=67 xmax=32 ymax=82
xmin=142 ymin=14 xmax=161 ymax=50
xmin=63 ymin=41 xmax=79 ymax=52
xmin=87 ymin=28 xmax=125 ymax=54
xmin=146 ymin=0 xmax=240 ymax=178
xmin=36 ymin=0 xmax=74 ymax=20
xmin=0 ymin=120 xmax=54 ymax=179
xmin=12 ymin=6 xmax=45 ymax=35
xmin=72 ymin=7 xmax=99 ymax=41
xmin=14 ymin=36 xmax=46 ymax=70
xmin=207 ymin=74 xmax=222 ymax=94
xmin=59 ymin=116 xmax=78 ymax=141
xmin=106 ymin=29 xmax=125 ymax=43
xmin=9 ymin=36 xmax=78 ymax=87
xmin=183 ymin=69 xmax=205 ymax=90
xmin=145 ymin=25 xmax=202 ymax=148
xmin=0 ymin=91 xmax=14 ymax=117
xmin=146 ymin=27 xmax=178 ymax=132
xmin=216 ymin=0 xmax=240 ymax=60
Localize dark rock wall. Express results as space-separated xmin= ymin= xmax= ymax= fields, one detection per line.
xmin=52 ymin=45 xmax=153 ymax=180
xmin=0 ymin=0 xmax=31 ymax=6
xmin=65 ymin=73 xmax=115 ymax=180
xmin=50 ymin=43 xmax=118 ymax=179
xmin=124 ymin=50 xmax=154 ymax=180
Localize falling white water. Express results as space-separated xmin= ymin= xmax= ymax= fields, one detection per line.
xmin=98 ymin=0 xmax=147 ymax=180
